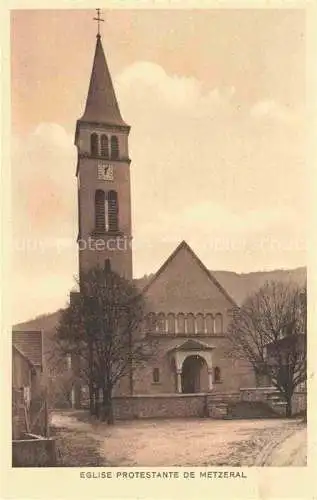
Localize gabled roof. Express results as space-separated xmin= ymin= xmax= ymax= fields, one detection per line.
xmin=170 ymin=339 xmax=215 ymax=351
xmin=12 ymin=345 xmax=36 ymax=369
xmin=79 ymin=35 xmax=128 ymax=127
xmin=12 ymin=330 xmax=43 ymax=367
xmin=141 ymin=240 xmax=237 ymax=306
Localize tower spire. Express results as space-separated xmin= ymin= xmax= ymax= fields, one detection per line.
xmin=78 ymin=11 xmax=128 ymax=127
xmin=93 ymin=8 xmax=104 ymax=38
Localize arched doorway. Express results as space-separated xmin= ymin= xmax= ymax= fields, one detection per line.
xmin=181 ymin=355 xmax=208 ymax=393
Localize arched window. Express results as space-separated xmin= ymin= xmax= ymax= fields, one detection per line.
xmin=107 ymin=190 xmax=118 ymax=232
xmin=91 ymin=133 xmax=99 ymax=156
xmin=100 ymin=134 xmax=109 ymax=158
xmin=186 ymin=313 xmax=195 ymax=334
xmin=196 ymin=313 xmax=205 ymax=333
xmin=167 ymin=313 xmax=175 ymax=334
xmin=206 ymin=314 xmax=214 ymax=334
xmin=110 ymin=135 xmax=119 ymax=159
xmin=157 ymin=313 xmax=166 ymax=334
xmin=214 ymin=366 xmax=221 ymax=383
xmin=95 ymin=189 xmax=105 ymax=232
xmin=215 ymin=313 xmax=223 ymax=334
xmin=177 ymin=313 xmax=185 ymax=333
xmin=146 ymin=313 xmax=157 ymax=333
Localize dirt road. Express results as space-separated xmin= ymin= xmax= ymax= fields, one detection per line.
xmin=51 ymin=411 xmax=306 ymax=467
xmin=257 ymin=426 xmax=307 ymax=466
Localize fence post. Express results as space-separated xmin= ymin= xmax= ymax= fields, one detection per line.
xmin=44 ymin=389 xmax=49 ymax=438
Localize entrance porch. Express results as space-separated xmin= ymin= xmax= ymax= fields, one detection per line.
xmin=169 ymin=340 xmax=215 ymax=393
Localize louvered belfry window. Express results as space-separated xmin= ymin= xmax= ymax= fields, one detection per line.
xmin=91 ymin=133 xmax=99 ymax=156
xmin=95 ymin=189 xmax=105 ymax=232
xmin=100 ymin=134 xmax=109 ymax=158
xmin=108 ymin=190 xmax=118 ymax=232
xmin=110 ymin=135 xmax=119 ymax=159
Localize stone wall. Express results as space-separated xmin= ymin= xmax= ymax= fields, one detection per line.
xmin=112 ymin=388 xmax=307 ymax=421
xmin=12 ymin=435 xmax=56 ymax=467
xmin=240 ymin=387 xmax=307 ymax=416
xmin=292 ymin=391 xmax=307 ymax=415
xmin=113 ymin=394 xmax=208 ymax=419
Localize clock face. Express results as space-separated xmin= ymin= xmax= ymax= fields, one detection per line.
xmin=97 ymin=163 xmax=114 ymax=181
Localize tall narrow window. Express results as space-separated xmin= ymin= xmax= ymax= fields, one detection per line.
xmin=214 ymin=366 xmax=221 ymax=383
xmin=206 ymin=313 xmax=214 ymax=334
xmin=177 ymin=313 xmax=185 ymax=333
xmin=157 ymin=313 xmax=166 ymax=334
xmin=167 ymin=313 xmax=175 ymax=334
xmin=95 ymin=189 xmax=105 ymax=232
xmin=146 ymin=313 xmax=157 ymax=333
xmin=91 ymin=133 xmax=99 ymax=156
xmin=215 ymin=313 xmax=223 ymax=334
xmin=186 ymin=313 xmax=195 ymax=333
xmin=196 ymin=313 xmax=205 ymax=333
xmin=104 ymin=259 xmax=111 ymax=273
xmin=153 ymin=368 xmax=160 ymax=383
xmin=100 ymin=134 xmax=109 ymax=158
xmin=110 ymin=135 xmax=119 ymax=159
xmin=108 ymin=190 xmax=118 ymax=232
xmin=66 ymin=354 xmax=72 ymax=370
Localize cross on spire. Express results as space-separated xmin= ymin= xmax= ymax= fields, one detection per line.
xmin=93 ymin=8 xmax=104 ymax=38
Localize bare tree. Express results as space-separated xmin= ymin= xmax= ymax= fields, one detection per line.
xmin=54 ymin=265 xmax=156 ymax=423
xmin=227 ymin=281 xmax=306 ymax=417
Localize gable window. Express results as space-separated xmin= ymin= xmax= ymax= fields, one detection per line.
xmin=157 ymin=313 xmax=166 ymax=333
xmin=108 ymin=190 xmax=118 ymax=232
xmin=167 ymin=313 xmax=175 ymax=334
xmin=206 ymin=313 xmax=214 ymax=334
xmin=100 ymin=134 xmax=109 ymax=158
xmin=95 ymin=189 xmax=105 ymax=232
xmin=196 ymin=313 xmax=205 ymax=333
xmin=146 ymin=313 xmax=157 ymax=333
xmin=91 ymin=133 xmax=99 ymax=156
xmin=152 ymin=368 xmax=160 ymax=383
xmin=186 ymin=313 xmax=195 ymax=334
xmin=110 ymin=135 xmax=119 ymax=159
xmin=215 ymin=313 xmax=223 ymax=334
xmin=177 ymin=313 xmax=185 ymax=334
xmin=214 ymin=366 xmax=221 ymax=383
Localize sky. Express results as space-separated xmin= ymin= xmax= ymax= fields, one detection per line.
xmin=11 ymin=9 xmax=307 ymax=323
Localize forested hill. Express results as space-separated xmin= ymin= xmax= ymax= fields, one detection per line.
xmin=134 ymin=267 xmax=306 ymax=306
xmin=14 ymin=267 xmax=306 ymax=333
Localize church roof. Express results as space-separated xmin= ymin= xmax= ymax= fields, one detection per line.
xmin=141 ymin=240 xmax=237 ymax=306
xmin=79 ymin=35 xmax=128 ymax=127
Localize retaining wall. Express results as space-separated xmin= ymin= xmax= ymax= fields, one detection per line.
xmin=107 ymin=388 xmax=307 ymax=421
xmin=12 ymin=434 xmax=56 ymax=467
xmin=113 ymin=394 xmax=208 ymax=419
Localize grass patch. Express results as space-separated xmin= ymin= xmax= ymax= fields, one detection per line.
xmin=51 ymin=425 xmax=107 ymax=467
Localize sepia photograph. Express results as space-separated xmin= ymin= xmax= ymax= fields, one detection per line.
xmin=10 ymin=7 xmax=307 ymax=470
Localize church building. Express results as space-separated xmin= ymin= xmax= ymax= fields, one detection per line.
xmin=74 ymin=27 xmax=255 ymax=403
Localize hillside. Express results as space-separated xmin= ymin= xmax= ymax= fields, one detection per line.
xmin=14 ymin=267 xmax=306 ymax=337
xmin=212 ymin=267 xmax=306 ymax=305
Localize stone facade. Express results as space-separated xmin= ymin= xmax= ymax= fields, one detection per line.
xmin=128 ymin=242 xmax=256 ymax=397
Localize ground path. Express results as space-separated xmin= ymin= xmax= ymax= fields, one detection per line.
xmin=51 ymin=411 xmax=306 ymax=467
xmin=256 ymin=426 xmax=307 ymax=466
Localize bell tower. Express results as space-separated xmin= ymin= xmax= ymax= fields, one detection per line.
xmin=74 ymin=19 xmax=133 ymax=280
